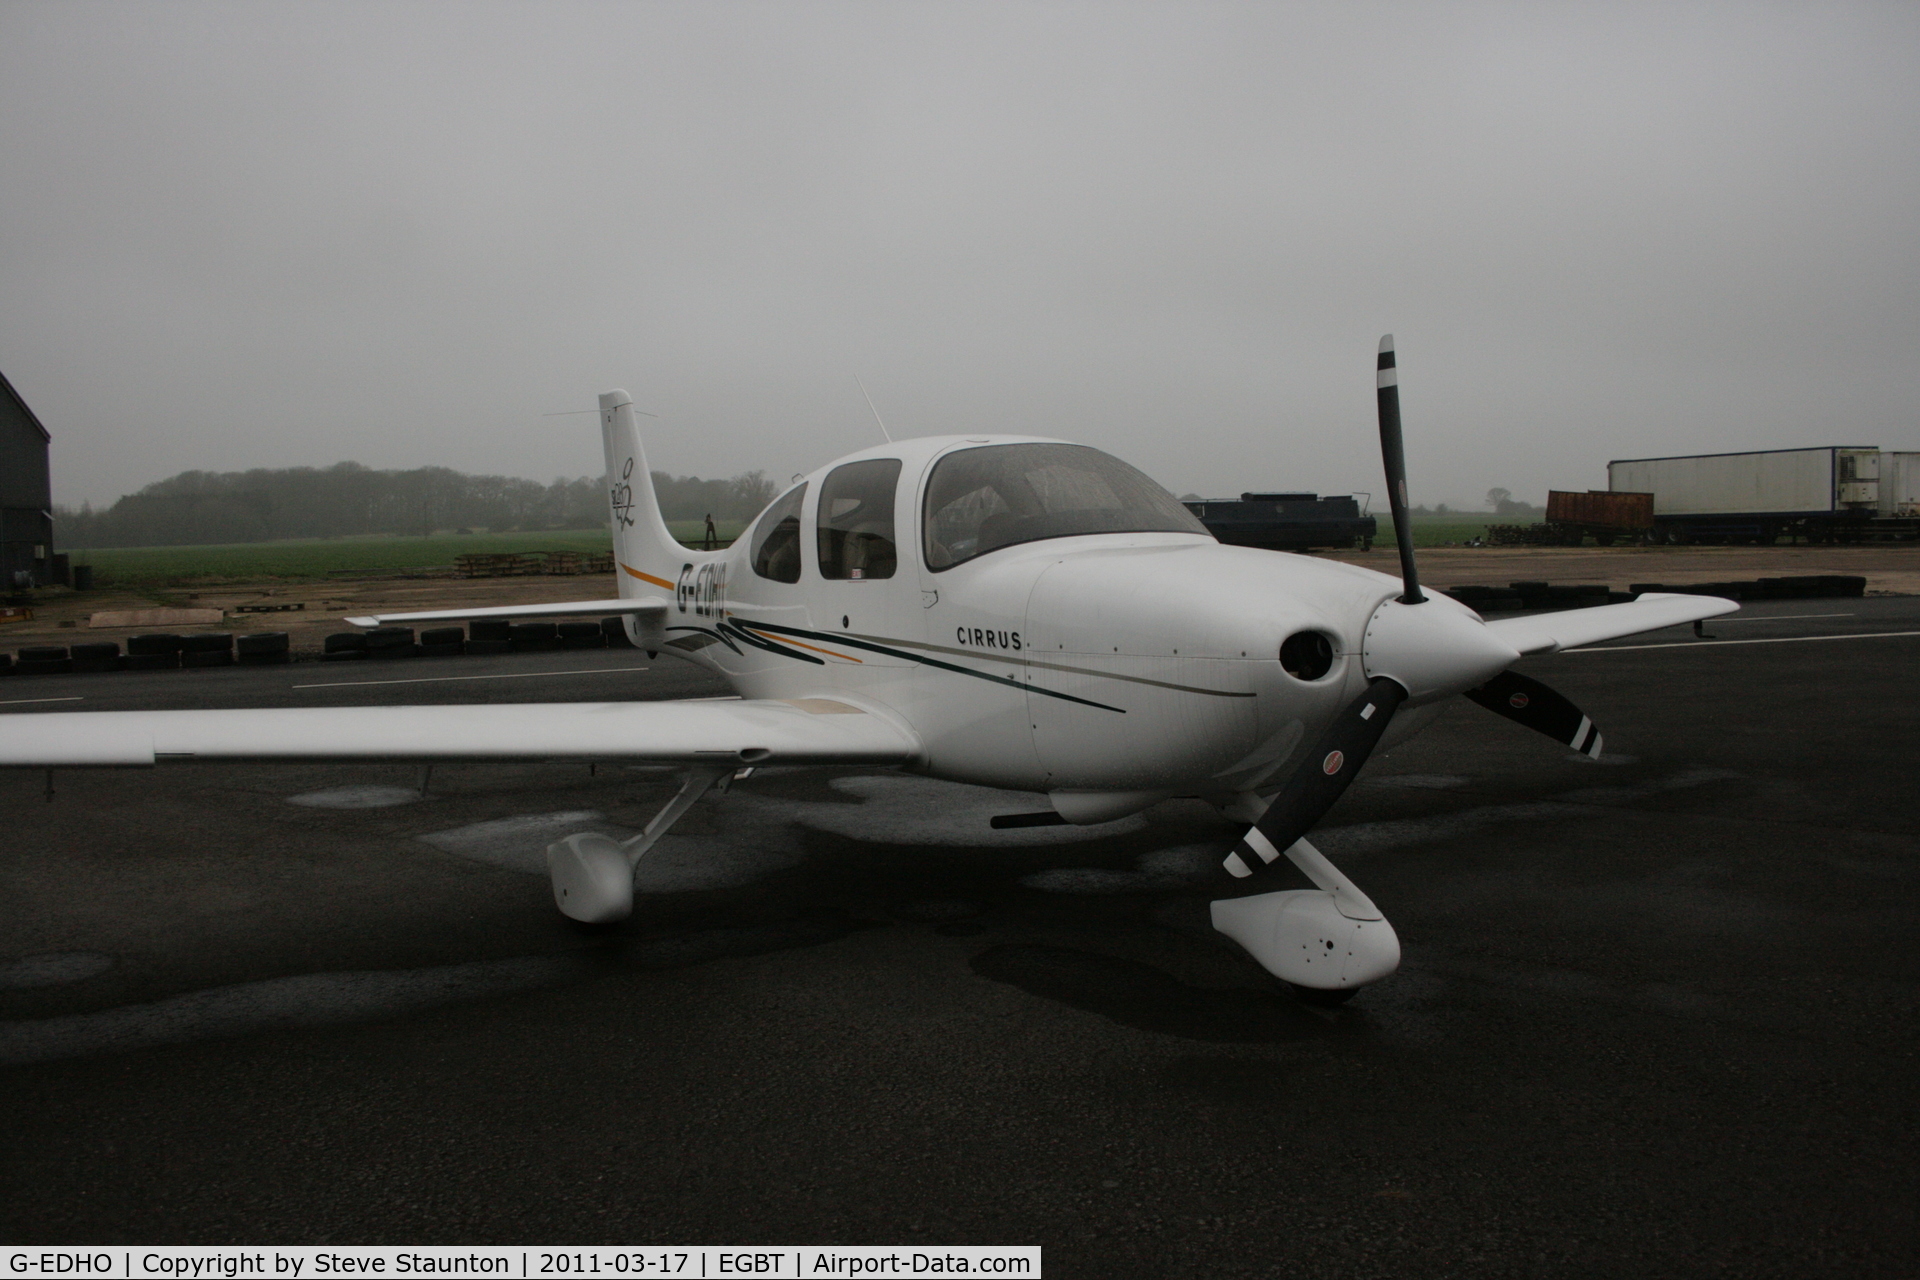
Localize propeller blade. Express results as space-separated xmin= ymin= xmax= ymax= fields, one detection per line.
xmin=1376 ymin=335 xmax=1425 ymax=606
xmin=1222 ymin=677 xmax=1407 ymax=880
xmin=1464 ymin=670 xmax=1604 ymax=759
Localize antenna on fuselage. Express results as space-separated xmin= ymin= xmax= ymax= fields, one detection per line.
xmin=854 ymin=375 xmax=893 ymax=444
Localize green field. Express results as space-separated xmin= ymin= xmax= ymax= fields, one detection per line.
xmin=66 ymin=517 xmax=1490 ymax=585
xmin=67 ymin=523 xmax=745 ymax=585
xmin=1380 ymin=519 xmax=1496 ymax=547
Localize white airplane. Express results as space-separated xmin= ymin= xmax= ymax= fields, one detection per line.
xmin=2 ymin=339 xmax=1735 ymax=1003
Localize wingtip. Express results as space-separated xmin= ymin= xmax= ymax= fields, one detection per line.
xmin=345 ymin=616 xmax=378 ymax=628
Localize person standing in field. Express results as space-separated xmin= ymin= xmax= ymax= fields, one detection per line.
xmin=703 ymin=513 xmax=716 ymax=550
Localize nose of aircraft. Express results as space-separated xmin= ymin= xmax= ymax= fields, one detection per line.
xmin=1359 ymin=596 xmax=1523 ymax=705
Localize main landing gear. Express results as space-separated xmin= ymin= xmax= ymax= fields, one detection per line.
xmin=544 ymin=764 xmax=743 ymax=923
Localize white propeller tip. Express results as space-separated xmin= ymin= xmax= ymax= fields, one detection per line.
xmin=1378 ymin=334 xmax=1395 ymax=354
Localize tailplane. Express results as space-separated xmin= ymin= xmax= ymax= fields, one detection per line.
xmin=600 ymin=389 xmax=709 ymax=597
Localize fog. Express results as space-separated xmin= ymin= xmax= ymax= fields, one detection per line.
xmin=3 ymin=1 xmax=1917 ymax=514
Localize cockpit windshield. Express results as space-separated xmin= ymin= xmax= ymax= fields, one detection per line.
xmin=922 ymin=443 xmax=1209 ymax=571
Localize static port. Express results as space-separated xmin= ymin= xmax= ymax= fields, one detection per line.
xmin=1279 ymin=631 xmax=1335 ymax=681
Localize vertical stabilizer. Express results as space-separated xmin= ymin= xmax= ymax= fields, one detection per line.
xmin=599 ymin=389 xmax=696 ymax=597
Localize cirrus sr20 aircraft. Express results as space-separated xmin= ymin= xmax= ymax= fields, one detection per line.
xmin=2 ymin=339 xmax=1735 ymax=1003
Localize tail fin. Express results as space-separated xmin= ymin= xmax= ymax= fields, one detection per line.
xmin=599 ymin=389 xmax=709 ymax=598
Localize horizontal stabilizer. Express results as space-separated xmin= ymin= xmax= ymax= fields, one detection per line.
xmin=0 ymin=697 xmax=919 ymax=769
xmin=344 ymin=596 xmax=668 ymax=628
xmin=1485 ymin=592 xmax=1739 ymax=656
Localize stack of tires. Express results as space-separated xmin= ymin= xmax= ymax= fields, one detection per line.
xmin=602 ymin=616 xmax=635 ymax=648
xmin=127 ymin=634 xmax=183 ymax=670
xmin=182 ymin=634 xmax=234 ymax=668
xmin=15 ymin=645 xmax=72 ymax=675
xmin=364 ymin=627 xmax=417 ymax=661
xmin=71 ymin=641 xmax=123 ymax=673
xmin=509 ymin=622 xmax=560 ymax=652
xmin=323 ymin=632 xmax=369 ymax=661
xmin=419 ymin=626 xmax=464 ymax=658
xmin=237 ymin=632 xmax=291 ymax=665
xmin=559 ymin=621 xmax=604 ymax=650
xmin=467 ymin=620 xmax=512 ymax=655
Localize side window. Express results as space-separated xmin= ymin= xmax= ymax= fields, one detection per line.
xmin=750 ymin=483 xmax=807 ymax=584
xmin=816 ymin=459 xmax=901 ymax=580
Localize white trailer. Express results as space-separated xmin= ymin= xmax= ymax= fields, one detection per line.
xmin=1608 ymin=447 xmax=1913 ymax=542
xmin=1880 ymin=451 xmax=1920 ymax=518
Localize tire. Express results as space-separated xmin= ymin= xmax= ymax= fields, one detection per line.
xmin=236 ymin=651 xmax=292 ymax=665
xmin=323 ymin=632 xmax=369 ymax=653
xmin=469 ymin=620 xmax=512 ymax=642
xmin=181 ymin=633 xmax=233 ymax=654
xmin=321 ymin=648 xmax=368 ymax=661
xmin=124 ymin=653 xmax=179 ymax=671
xmin=362 ymin=626 xmax=414 ymax=649
xmin=71 ymin=642 xmax=121 ymax=660
xmin=236 ymin=632 xmax=290 ymax=655
xmin=417 ymin=642 xmax=464 ymax=658
xmin=464 ymin=638 xmax=513 ymax=656
xmin=1290 ymin=984 xmax=1357 ymax=1007
xmin=182 ymin=650 xmax=234 ymax=668
xmin=127 ymin=633 xmax=184 ymax=656
xmin=419 ymin=627 xmax=465 ymax=646
xmin=18 ymin=646 xmax=68 ymax=662
xmin=71 ymin=657 xmax=124 ymax=674
xmin=366 ymin=643 xmax=420 ymax=660
xmin=14 ymin=659 xmax=72 ymax=676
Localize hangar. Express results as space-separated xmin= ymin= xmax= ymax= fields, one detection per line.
xmin=0 ymin=370 xmax=54 ymax=589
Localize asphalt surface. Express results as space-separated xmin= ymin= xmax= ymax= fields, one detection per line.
xmin=2 ymin=601 xmax=1916 ymax=1276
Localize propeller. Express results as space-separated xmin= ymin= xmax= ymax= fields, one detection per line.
xmin=1375 ymin=335 xmax=1425 ymax=606
xmin=1218 ymin=336 xmax=1606 ymax=890
xmin=1222 ymin=676 xmax=1406 ymax=879
xmin=1465 ymin=669 xmax=1604 ymax=758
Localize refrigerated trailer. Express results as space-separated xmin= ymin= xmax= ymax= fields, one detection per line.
xmin=1608 ymin=447 xmax=1918 ymax=543
xmin=1881 ymin=452 xmax=1920 ymax=518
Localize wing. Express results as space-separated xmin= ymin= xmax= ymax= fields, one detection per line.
xmin=1484 ymin=591 xmax=1740 ymax=656
xmin=0 ymin=697 xmax=919 ymax=769
xmin=343 ymin=596 xmax=668 ymax=628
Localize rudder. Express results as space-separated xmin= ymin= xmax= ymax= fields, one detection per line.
xmin=599 ymin=389 xmax=708 ymax=598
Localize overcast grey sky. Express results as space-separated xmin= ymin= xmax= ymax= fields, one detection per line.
xmin=3 ymin=1 xmax=1917 ymax=513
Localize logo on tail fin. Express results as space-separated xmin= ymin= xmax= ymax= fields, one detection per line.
xmin=610 ymin=458 xmax=636 ymax=529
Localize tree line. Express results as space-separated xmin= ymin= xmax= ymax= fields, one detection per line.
xmin=54 ymin=462 xmax=778 ymax=549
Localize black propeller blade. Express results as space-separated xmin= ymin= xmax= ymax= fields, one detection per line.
xmin=1465 ymin=669 xmax=1605 ymax=759
xmin=1376 ymin=335 xmax=1425 ymax=606
xmin=1218 ymin=334 xmax=1426 ymax=885
xmin=1222 ymin=676 xmax=1406 ymax=881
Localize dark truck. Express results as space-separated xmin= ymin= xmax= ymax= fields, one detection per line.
xmin=1183 ymin=492 xmax=1376 ymax=552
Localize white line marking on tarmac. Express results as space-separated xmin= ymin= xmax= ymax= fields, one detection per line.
xmin=292 ymin=666 xmax=650 ymax=689
xmin=0 ymin=695 xmax=83 ymax=706
xmin=1569 ymin=630 xmax=1920 ymax=653
xmin=1696 ymin=612 xmax=1856 ymax=623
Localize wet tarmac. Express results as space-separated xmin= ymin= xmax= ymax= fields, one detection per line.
xmin=2 ymin=600 xmax=1917 ymax=1276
